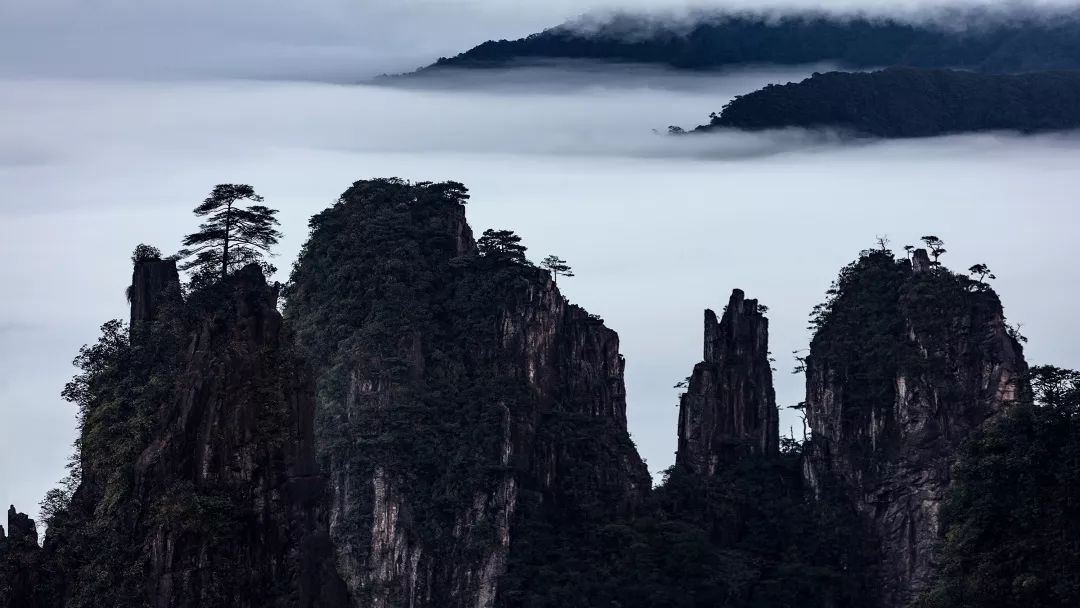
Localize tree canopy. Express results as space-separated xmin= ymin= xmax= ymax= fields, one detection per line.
xmin=426 ymin=11 xmax=1080 ymax=74
xmin=178 ymin=184 xmax=281 ymax=288
xmin=699 ymin=68 xmax=1080 ymax=138
xmin=477 ymin=229 xmax=530 ymax=265
xmin=540 ymin=255 xmax=574 ymax=285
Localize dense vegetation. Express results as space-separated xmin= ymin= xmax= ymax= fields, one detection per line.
xmin=419 ymin=10 xmax=1080 ymax=73
xmin=693 ymin=68 xmax=1080 ymax=137
xmin=284 ymin=179 xmax=581 ymax=601
xmin=39 ymin=307 xmax=187 ymax=606
xmin=917 ymin=365 xmax=1080 ymax=608
xmin=500 ymin=443 xmax=872 ymax=608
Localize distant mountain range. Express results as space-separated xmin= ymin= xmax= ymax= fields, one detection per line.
xmin=690 ymin=68 xmax=1080 ymax=137
xmin=418 ymin=9 xmax=1080 ymax=74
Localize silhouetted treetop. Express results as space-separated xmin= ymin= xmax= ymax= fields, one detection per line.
xmin=540 ymin=254 xmax=574 ymax=285
xmin=178 ymin=184 xmax=281 ymax=288
xmin=477 ymin=229 xmax=530 ymax=265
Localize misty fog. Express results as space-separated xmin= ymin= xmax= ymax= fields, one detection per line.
xmin=4 ymin=62 xmax=1080 ymax=520
xmin=4 ymin=0 xmax=1080 ymax=527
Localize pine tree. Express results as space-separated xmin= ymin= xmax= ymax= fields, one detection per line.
xmin=540 ymin=255 xmax=574 ymax=285
xmin=179 ymin=184 xmax=281 ymax=287
xmin=477 ymin=229 xmax=529 ymax=265
xmin=920 ymin=235 xmax=947 ymax=264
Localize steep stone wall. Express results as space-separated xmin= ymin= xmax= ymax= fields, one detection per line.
xmin=802 ymin=248 xmax=1029 ymax=608
xmin=285 ymin=179 xmax=649 ymax=608
xmin=132 ymin=265 xmax=347 ymax=608
xmin=5 ymin=262 xmax=348 ymax=608
xmin=129 ymin=257 xmax=181 ymax=324
xmin=0 ymin=507 xmax=45 ymax=608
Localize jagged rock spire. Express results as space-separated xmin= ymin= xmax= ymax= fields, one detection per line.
xmin=677 ymin=289 xmax=779 ymax=475
xmin=6 ymin=506 xmax=37 ymax=547
xmin=911 ymin=248 xmax=933 ymax=273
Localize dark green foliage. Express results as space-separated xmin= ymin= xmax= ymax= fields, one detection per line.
xmin=499 ymin=452 xmax=870 ymax=608
xmin=478 ymin=229 xmax=530 ymax=265
xmin=806 ymin=249 xmax=911 ymax=436
xmin=917 ymin=365 xmax=1080 ymax=608
xmin=967 ymin=263 xmax=995 ymax=283
xmin=45 ymin=313 xmax=185 ymax=607
xmin=921 ymin=236 xmax=946 ymax=264
xmin=179 ymin=184 xmax=281 ymax=289
xmin=700 ymin=68 xmax=1080 ymax=137
xmin=130 ymin=244 xmax=162 ymax=264
xmin=423 ymin=10 xmax=1080 ymax=73
xmin=285 ymin=178 xmax=542 ymax=585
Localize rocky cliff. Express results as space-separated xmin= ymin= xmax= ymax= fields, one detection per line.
xmin=802 ymin=248 xmax=1029 ymax=608
xmin=677 ymin=289 xmax=778 ymax=475
xmin=285 ymin=178 xmax=650 ymax=608
xmin=131 ymin=264 xmax=347 ymax=608
xmin=129 ymin=256 xmax=182 ymax=324
xmin=0 ymin=507 xmax=44 ymax=608
xmin=4 ymin=258 xmax=348 ymax=607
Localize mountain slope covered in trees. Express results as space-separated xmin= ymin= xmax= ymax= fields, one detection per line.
xmin=416 ymin=9 xmax=1080 ymax=74
xmin=691 ymin=68 xmax=1080 ymax=137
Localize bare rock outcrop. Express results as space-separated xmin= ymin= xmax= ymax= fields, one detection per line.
xmin=677 ymin=289 xmax=778 ymax=475
xmin=129 ymin=256 xmax=181 ymax=324
xmin=0 ymin=507 xmax=45 ymax=608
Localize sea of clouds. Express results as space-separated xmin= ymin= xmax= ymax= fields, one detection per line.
xmin=3 ymin=0 xmax=1080 ymax=524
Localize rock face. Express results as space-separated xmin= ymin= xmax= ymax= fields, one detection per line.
xmin=131 ymin=264 xmax=348 ymax=608
xmin=802 ymin=249 xmax=1029 ymax=608
xmin=7 ymin=262 xmax=349 ymax=608
xmin=4 ymin=507 xmax=37 ymax=548
xmin=129 ymin=256 xmax=181 ymax=324
xmin=285 ymin=179 xmax=650 ymax=608
xmin=0 ymin=507 xmax=45 ymax=608
xmin=677 ymin=289 xmax=778 ymax=475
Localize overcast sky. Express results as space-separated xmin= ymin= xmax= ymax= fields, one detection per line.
xmin=3 ymin=0 xmax=1080 ymax=527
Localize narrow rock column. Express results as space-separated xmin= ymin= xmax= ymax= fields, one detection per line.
xmin=129 ymin=257 xmax=181 ymax=325
xmin=677 ymin=289 xmax=779 ymax=476
xmin=5 ymin=506 xmax=37 ymax=547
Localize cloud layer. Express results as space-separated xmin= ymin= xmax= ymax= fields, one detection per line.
xmin=3 ymin=64 xmax=1080 ymax=519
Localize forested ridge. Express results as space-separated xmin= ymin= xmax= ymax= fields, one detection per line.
xmin=417 ymin=9 xmax=1080 ymax=74
xmin=692 ymin=68 xmax=1080 ymax=137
